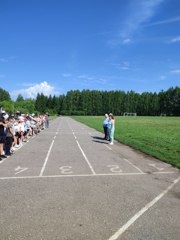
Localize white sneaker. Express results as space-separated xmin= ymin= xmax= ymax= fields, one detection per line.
xmin=110 ymin=142 xmax=114 ymax=145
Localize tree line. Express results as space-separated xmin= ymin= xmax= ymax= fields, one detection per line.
xmin=0 ymin=86 xmax=179 ymax=116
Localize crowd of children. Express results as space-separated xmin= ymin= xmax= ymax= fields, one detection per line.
xmin=0 ymin=110 xmax=49 ymax=161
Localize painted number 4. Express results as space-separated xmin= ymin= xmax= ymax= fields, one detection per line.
xmin=59 ymin=166 xmax=73 ymax=174
xmin=107 ymin=165 xmax=123 ymax=173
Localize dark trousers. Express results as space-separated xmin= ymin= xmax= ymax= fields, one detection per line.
xmin=103 ymin=126 xmax=109 ymax=140
xmin=5 ymin=137 xmax=13 ymax=155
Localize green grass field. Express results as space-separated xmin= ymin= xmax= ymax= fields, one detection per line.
xmin=72 ymin=116 xmax=180 ymax=168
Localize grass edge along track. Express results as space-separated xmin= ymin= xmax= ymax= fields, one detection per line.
xmin=72 ymin=116 xmax=180 ymax=169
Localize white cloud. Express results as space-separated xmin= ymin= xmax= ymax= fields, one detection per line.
xmin=11 ymin=81 xmax=59 ymax=99
xmin=170 ymin=69 xmax=180 ymax=74
xmin=109 ymin=0 xmax=164 ymax=45
xmin=78 ymin=75 xmax=88 ymax=79
xmin=147 ymin=16 xmax=180 ymax=26
xmin=78 ymin=75 xmax=94 ymax=80
xmin=0 ymin=56 xmax=17 ymax=63
xmin=0 ymin=58 xmax=8 ymax=62
xmin=122 ymin=38 xmax=132 ymax=44
xmin=111 ymin=61 xmax=130 ymax=70
xmin=122 ymin=0 xmax=163 ymax=37
xmin=77 ymin=74 xmax=107 ymax=86
xmin=169 ymin=36 xmax=180 ymax=43
xmin=160 ymin=75 xmax=166 ymax=80
xmin=62 ymin=73 xmax=72 ymax=78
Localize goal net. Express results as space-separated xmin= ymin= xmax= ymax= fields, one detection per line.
xmin=123 ymin=112 xmax=137 ymax=116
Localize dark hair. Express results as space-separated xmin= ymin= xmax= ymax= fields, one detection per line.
xmin=0 ymin=116 xmax=5 ymax=122
xmin=109 ymin=113 xmax=114 ymax=119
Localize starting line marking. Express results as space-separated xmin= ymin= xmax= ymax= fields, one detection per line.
xmin=0 ymin=171 xmax=176 ymax=180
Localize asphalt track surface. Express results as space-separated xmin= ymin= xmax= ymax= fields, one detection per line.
xmin=0 ymin=117 xmax=179 ymax=240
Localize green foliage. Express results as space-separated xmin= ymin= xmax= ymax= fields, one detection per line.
xmin=16 ymin=94 xmax=24 ymax=102
xmin=0 ymin=100 xmax=14 ymax=113
xmin=0 ymin=87 xmax=11 ymax=101
xmin=35 ymin=93 xmax=48 ymax=113
xmin=72 ymin=116 xmax=180 ymax=168
xmin=0 ymin=86 xmax=179 ymax=116
xmin=14 ymin=99 xmax=35 ymax=114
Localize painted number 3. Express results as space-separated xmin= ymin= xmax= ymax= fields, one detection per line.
xmin=107 ymin=165 xmax=123 ymax=173
xmin=59 ymin=166 xmax=73 ymax=174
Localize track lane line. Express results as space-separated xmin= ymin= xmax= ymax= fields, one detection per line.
xmin=123 ymin=158 xmax=144 ymax=173
xmin=67 ymin=120 xmax=96 ymax=175
xmin=39 ymin=139 xmax=55 ymax=177
xmin=75 ymin=140 xmax=96 ymax=175
xmin=107 ymin=176 xmax=180 ymax=240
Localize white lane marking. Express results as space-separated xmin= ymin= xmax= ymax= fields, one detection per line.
xmin=76 ymin=140 xmax=96 ymax=175
xmin=0 ymin=171 xmax=176 ymax=180
xmin=39 ymin=139 xmax=55 ymax=177
xmin=54 ymin=136 xmax=56 ymax=140
xmin=0 ymin=172 xmax=145 ymax=180
xmin=59 ymin=166 xmax=73 ymax=174
xmin=68 ymin=121 xmax=96 ymax=175
xmin=105 ymin=145 xmax=113 ymax=151
xmin=124 ymin=158 xmax=144 ymax=173
xmin=148 ymin=163 xmax=164 ymax=171
xmin=15 ymin=166 xmax=28 ymax=175
xmin=104 ymin=144 xmax=143 ymax=173
xmin=107 ymin=176 xmax=180 ymax=240
xmin=153 ymin=171 xmax=175 ymax=174
xmin=72 ymin=131 xmax=77 ymax=140
xmin=107 ymin=165 xmax=123 ymax=173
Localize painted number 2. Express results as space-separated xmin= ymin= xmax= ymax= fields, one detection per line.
xmin=107 ymin=165 xmax=122 ymax=173
xmin=59 ymin=166 xmax=73 ymax=174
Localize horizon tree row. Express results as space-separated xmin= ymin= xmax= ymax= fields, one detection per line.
xmin=0 ymin=86 xmax=179 ymax=116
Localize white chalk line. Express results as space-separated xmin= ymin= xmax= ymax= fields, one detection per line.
xmin=107 ymin=175 xmax=180 ymax=240
xmin=104 ymin=144 xmax=144 ymax=173
xmin=0 ymin=171 xmax=176 ymax=180
xmin=75 ymin=138 xmax=96 ymax=175
xmin=39 ymin=139 xmax=55 ymax=177
xmin=68 ymin=120 xmax=96 ymax=175
xmin=123 ymin=158 xmax=144 ymax=173
xmin=105 ymin=145 xmax=113 ymax=151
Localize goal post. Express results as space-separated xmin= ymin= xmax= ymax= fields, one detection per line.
xmin=123 ymin=112 xmax=137 ymax=116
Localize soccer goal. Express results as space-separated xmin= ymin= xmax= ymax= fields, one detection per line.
xmin=123 ymin=112 xmax=137 ymax=116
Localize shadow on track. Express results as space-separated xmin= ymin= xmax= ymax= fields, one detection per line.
xmin=91 ymin=136 xmax=109 ymax=144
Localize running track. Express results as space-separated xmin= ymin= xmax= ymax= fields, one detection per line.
xmin=0 ymin=117 xmax=179 ymax=240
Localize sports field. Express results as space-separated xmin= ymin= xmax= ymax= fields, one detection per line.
xmin=72 ymin=116 xmax=180 ymax=168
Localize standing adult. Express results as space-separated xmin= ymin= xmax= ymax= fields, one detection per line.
xmin=5 ymin=118 xmax=14 ymax=156
xmin=103 ymin=113 xmax=109 ymax=140
xmin=0 ymin=116 xmax=7 ymax=160
xmin=109 ymin=113 xmax=115 ymax=145
xmin=45 ymin=113 xmax=49 ymax=128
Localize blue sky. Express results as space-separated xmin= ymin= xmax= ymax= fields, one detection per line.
xmin=0 ymin=0 xmax=180 ymax=99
